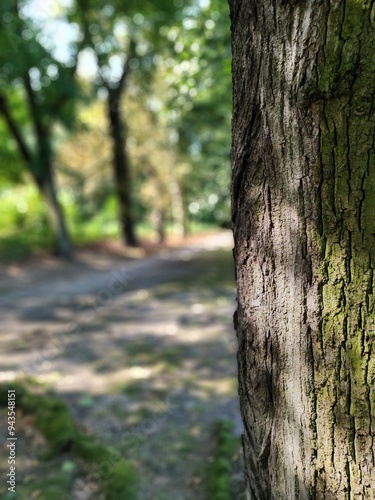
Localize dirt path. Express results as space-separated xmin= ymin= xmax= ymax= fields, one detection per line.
xmin=0 ymin=232 xmax=244 ymax=499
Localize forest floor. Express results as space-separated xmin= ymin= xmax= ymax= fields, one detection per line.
xmin=0 ymin=231 xmax=245 ymax=499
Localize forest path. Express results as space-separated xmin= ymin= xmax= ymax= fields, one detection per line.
xmin=0 ymin=232 xmax=244 ymax=499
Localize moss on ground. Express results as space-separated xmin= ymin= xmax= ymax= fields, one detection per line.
xmin=103 ymin=459 xmax=138 ymax=500
xmin=0 ymin=381 xmax=138 ymax=499
xmin=207 ymin=420 xmax=240 ymax=500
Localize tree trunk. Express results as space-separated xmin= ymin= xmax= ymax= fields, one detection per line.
xmin=230 ymin=1 xmax=375 ymax=498
xmin=25 ymin=76 xmax=73 ymax=259
xmin=37 ymin=167 xmax=72 ymax=260
xmin=0 ymin=92 xmax=72 ymax=259
xmin=107 ymin=92 xmax=138 ymax=247
xmin=170 ymin=180 xmax=187 ymax=237
xmin=152 ymin=207 xmax=166 ymax=243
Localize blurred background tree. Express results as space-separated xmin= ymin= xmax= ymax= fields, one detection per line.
xmin=0 ymin=0 xmax=83 ymax=258
xmin=0 ymin=0 xmax=231 ymax=261
xmin=68 ymin=0 xmax=187 ymax=246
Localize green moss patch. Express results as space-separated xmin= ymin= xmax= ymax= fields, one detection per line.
xmin=0 ymin=381 xmax=138 ymax=499
xmin=207 ymin=420 xmax=240 ymax=500
xmin=103 ymin=459 xmax=138 ymax=500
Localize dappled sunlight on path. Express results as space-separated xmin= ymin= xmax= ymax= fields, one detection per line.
xmin=0 ymin=231 xmax=244 ymax=499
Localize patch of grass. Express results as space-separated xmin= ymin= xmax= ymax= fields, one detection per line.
xmin=207 ymin=420 xmax=240 ymax=500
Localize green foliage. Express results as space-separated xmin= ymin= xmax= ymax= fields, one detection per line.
xmin=0 ymin=1 xmax=81 ymax=128
xmin=158 ymin=0 xmax=232 ymax=226
xmin=0 ymin=0 xmax=83 ymax=255
xmin=0 ymin=97 xmax=25 ymax=184
xmin=0 ymin=184 xmax=120 ymax=261
xmin=69 ymin=0 xmax=187 ymax=95
xmin=0 ymin=185 xmax=54 ymax=260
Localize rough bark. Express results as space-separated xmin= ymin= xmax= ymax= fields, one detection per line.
xmin=230 ymin=1 xmax=375 ymax=498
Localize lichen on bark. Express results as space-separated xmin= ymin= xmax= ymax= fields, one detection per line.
xmin=315 ymin=1 xmax=375 ymax=490
xmin=230 ymin=0 xmax=375 ymax=498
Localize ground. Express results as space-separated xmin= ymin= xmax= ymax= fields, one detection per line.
xmin=0 ymin=231 xmax=244 ymax=499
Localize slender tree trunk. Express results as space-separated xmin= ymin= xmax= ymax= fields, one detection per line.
xmin=170 ymin=180 xmax=187 ymax=237
xmin=25 ymin=76 xmax=73 ymax=259
xmin=230 ymin=1 xmax=375 ymax=498
xmin=107 ymin=92 xmax=138 ymax=247
xmin=36 ymin=164 xmax=72 ymax=259
xmin=152 ymin=207 xmax=166 ymax=243
xmin=0 ymin=92 xmax=72 ymax=259
xmin=33 ymin=130 xmax=72 ymax=260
